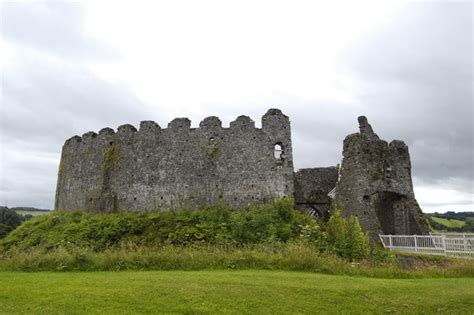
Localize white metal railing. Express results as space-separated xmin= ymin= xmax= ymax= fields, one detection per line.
xmin=429 ymin=232 xmax=474 ymax=238
xmin=379 ymin=234 xmax=474 ymax=259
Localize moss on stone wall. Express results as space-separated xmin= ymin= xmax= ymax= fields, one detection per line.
xmin=103 ymin=145 xmax=120 ymax=172
xmin=206 ymin=139 xmax=219 ymax=158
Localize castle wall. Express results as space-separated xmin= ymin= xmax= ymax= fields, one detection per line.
xmin=294 ymin=167 xmax=338 ymax=220
xmin=334 ymin=117 xmax=429 ymax=238
xmin=55 ymin=109 xmax=294 ymax=212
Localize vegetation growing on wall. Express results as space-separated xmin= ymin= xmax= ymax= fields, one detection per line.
xmin=0 ymin=199 xmax=370 ymax=260
xmin=103 ymin=144 xmax=120 ymax=173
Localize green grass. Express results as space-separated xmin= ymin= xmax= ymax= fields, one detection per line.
xmin=1 ymin=199 xmax=317 ymax=252
xmin=13 ymin=210 xmax=50 ymax=217
xmin=0 ymin=270 xmax=472 ymax=314
xmin=2 ymin=243 xmax=473 ymax=278
xmin=431 ymin=216 xmax=466 ymax=228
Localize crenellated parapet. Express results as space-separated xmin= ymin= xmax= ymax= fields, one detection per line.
xmin=61 ymin=109 xmax=293 ymax=152
xmin=199 ymin=116 xmax=222 ymax=129
xmin=55 ymin=109 xmax=294 ymax=212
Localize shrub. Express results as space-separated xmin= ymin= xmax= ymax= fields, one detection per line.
xmin=345 ymin=216 xmax=370 ymax=261
xmin=0 ymin=198 xmax=312 ymax=252
xmin=325 ymin=210 xmax=370 ymax=261
xmin=0 ymin=200 xmax=370 ymax=263
xmin=371 ymin=245 xmax=396 ymax=266
xmin=0 ymin=208 xmax=25 ymax=239
xmin=299 ymin=221 xmax=328 ymax=250
xmin=326 ymin=210 xmax=347 ymax=256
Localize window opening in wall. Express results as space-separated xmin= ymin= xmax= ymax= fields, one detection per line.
xmin=274 ymin=144 xmax=283 ymax=160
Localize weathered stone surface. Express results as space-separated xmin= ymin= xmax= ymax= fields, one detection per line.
xmin=358 ymin=116 xmax=378 ymax=140
xmin=334 ymin=116 xmax=429 ymax=239
xmin=294 ymin=167 xmax=338 ymax=220
xmin=55 ymin=109 xmax=294 ymax=212
xmin=55 ymin=110 xmax=428 ymax=238
xmin=139 ymin=121 xmax=160 ymax=132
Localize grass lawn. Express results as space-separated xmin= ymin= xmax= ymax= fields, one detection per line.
xmin=0 ymin=270 xmax=473 ymax=314
xmin=431 ymin=217 xmax=466 ymax=228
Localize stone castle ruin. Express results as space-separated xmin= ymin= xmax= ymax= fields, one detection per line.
xmin=55 ymin=109 xmax=428 ymax=236
xmin=334 ymin=117 xmax=428 ymax=236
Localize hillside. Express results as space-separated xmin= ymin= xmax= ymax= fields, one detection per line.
xmin=426 ymin=212 xmax=474 ymax=232
xmin=0 ymin=206 xmax=51 ymax=217
xmin=431 ymin=217 xmax=466 ymax=228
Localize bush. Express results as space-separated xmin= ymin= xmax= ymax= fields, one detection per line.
xmin=0 ymin=208 xmax=25 ymax=239
xmin=0 ymin=198 xmax=314 ymax=252
xmin=326 ymin=210 xmax=347 ymax=256
xmin=371 ymin=245 xmax=396 ymax=266
xmin=345 ymin=216 xmax=370 ymax=261
xmin=325 ymin=210 xmax=370 ymax=261
xmin=0 ymin=201 xmax=370 ymax=263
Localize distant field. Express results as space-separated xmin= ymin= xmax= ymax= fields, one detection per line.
xmin=0 ymin=270 xmax=473 ymax=314
xmin=14 ymin=210 xmax=50 ymax=217
xmin=432 ymin=216 xmax=466 ymax=228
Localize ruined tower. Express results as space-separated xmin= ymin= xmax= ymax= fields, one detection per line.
xmin=334 ymin=117 xmax=429 ymax=238
xmin=55 ymin=109 xmax=294 ymax=212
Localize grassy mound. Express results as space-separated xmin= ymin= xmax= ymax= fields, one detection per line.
xmin=1 ymin=199 xmax=472 ymax=277
xmin=0 ymin=199 xmax=314 ymax=252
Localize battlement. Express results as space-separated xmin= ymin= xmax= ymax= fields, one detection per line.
xmin=56 ymin=109 xmax=294 ymax=212
xmin=63 ymin=109 xmax=291 ymax=150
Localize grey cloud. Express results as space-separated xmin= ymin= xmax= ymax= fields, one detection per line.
xmin=1 ymin=2 xmax=149 ymax=208
xmin=2 ymin=54 xmax=151 ymax=143
xmin=1 ymin=2 xmax=115 ymax=61
xmin=0 ymin=1 xmax=472 ymax=211
xmin=1 ymin=54 xmax=151 ymax=207
xmin=340 ymin=2 xmax=473 ymax=188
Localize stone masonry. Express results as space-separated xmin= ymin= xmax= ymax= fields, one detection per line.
xmin=55 ymin=109 xmax=293 ymax=212
xmin=55 ymin=109 xmax=429 ymax=236
xmin=334 ymin=116 xmax=429 ymax=238
xmin=294 ymin=167 xmax=338 ymax=220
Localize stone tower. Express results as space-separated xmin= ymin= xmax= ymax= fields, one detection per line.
xmin=334 ymin=117 xmax=429 ymax=238
xmin=55 ymin=109 xmax=294 ymax=212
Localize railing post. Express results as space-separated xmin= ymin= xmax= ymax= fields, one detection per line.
xmin=442 ymin=235 xmax=447 ymax=256
xmin=389 ymin=235 xmax=392 ymax=250
xmin=414 ymin=236 xmax=418 ymax=253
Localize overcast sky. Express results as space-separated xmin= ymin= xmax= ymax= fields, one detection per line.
xmin=0 ymin=1 xmax=472 ymax=212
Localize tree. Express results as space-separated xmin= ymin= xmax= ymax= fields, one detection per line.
xmin=326 ymin=210 xmax=346 ymax=256
xmin=345 ymin=216 xmax=370 ymax=261
xmin=0 ymin=208 xmax=24 ymax=238
xmin=326 ymin=210 xmax=370 ymax=261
